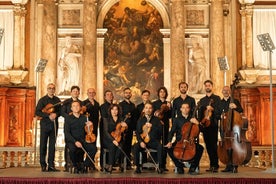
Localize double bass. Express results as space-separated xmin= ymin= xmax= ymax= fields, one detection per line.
xmin=173 ymin=103 xmax=200 ymax=161
xmin=217 ymin=75 xmax=252 ymax=166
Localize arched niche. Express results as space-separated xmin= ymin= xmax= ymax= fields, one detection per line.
xmin=97 ymin=0 xmax=170 ymax=28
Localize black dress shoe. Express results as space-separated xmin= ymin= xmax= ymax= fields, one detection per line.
xmin=206 ymin=167 xmax=218 ymax=173
xmin=134 ymin=168 xmax=141 ymax=174
xmin=232 ymin=167 xmax=238 ymax=173
xmin=73 ymin=167 xmax=79 ymax=174
xmin=176 ymin=167 xmax=184 ymax=174
xmin=158 ymin=168 xmax=164 ymax=174
xmin=189 ymin=167 xmax=199 ymax=175
xmin=41 ymin=166 xmax=47 ymax=172
xmin=48 ymin=167 xmax=60 ymax=172
xmin=126 ymin=165 xmax=132 ymax=170
xmin=221 ymin=166 xmax=233 ymax=173
xmin=63 ymin=167 xmax=69 ymax=172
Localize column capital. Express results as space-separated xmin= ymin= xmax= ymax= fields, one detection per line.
xmin=238 ymin=0 xmax=255 ymax=5
xmin=11 ymin=0 xmax=28 ymax=5
xmin=97 ymin=28 xmax=107 ymax=38
xmin=160 ymin=29 xmax=170 ymax=38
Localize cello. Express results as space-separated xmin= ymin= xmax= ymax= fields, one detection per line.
xmin=217 ymin=75 xmax=252 ymax=166
xmin=173 ymin=103 xmax=200 ymax=161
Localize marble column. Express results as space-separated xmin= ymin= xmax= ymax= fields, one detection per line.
xmin=245 ymin=3 xmax=254 ymax=68
xmin=12 ymin=1 xmax=28 ymax=69
xmin=170 ymin=0 xmax=185 ymax=98
xmin=96 ymin=29 xmax=107 ymax=104
xmin=82 ymin=0 xmax=97 ymax=98
xmin=41 ymin=0 xmax=57 ymax=95
xmin=239 ymin=4 xmax=247 ymax=67
xmin=210 ymin=0 xmax=224 ymax=94
xmin=160 ymin=29 xmax=171 ymax=99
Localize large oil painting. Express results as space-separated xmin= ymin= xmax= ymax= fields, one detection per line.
xmin=103 ymin=0 xmax=164 ymax=104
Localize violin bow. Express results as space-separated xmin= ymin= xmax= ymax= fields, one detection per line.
xmin=117 ymin=144 xmax=132 ymax=164
xmin=144 ymin=147 xmax=160 ymax=173
xmin=80 ymin=146 xmax=99 ymax=171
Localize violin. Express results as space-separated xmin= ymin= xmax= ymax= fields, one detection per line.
xmin=154 ymin=103 xmax=170 ymax=120
xmin=84 ymin=113 xmax=96 ymax=143
xmin=173 ymin=103 xmax=200 ymax=161
xmin=140 ymin=115 xmax=151 ymax=143
xmin=79 ymin=101 xmax=93 ymax=114
xmin=201 ymin=99 xmax=214 ymax=127
xmin=37 ymin=101 xmax=63 ymax=120
xmin=111 ymin=113 xmax=130 ymax=142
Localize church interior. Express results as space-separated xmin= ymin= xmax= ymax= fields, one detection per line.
xmin=0 ymin=0 xmax=276 ymax=183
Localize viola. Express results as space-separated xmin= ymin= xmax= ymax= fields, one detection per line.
xmin=84 ymin=113 xmax=96 ymax=143
xmin=173 ymin=103 xmax=200 ymax=161
xmin=201 ymin=99 xmax=214 ymax=127
xmin=140 ymin=115 xmax=151 ymax=143
xmin=111 ymin=113 xmax=130 ymax=142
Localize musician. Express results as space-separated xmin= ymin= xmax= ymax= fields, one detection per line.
xmin=134 ymin=89 xmax=151 ymax=166
xmin=172 ymin=82 xmax=196 ymax=118
xmin=198 ymin=80 xmax=221 ymax=172
xmin=35 ymin=83 xmax=61 ymax=172
xmin=219 ymin=86 xmax=243 ymax=173
xmin=152 ymin=86 xmax=171 ymax=171
xmin=99 ymin=90 xmax=114 ymax=171
xmin=135 ymin=89 xmax=151 ymax=118
xmin=82 ymin=88 xmax=100 ymax=138
xmin=119 ymin=87 xmax=136 ymax=170
xmin=165 ymin=103 xmax=204 ymax=175
xmin=64 ymin=101 xmax=97 ymax=174
xmin=61 ymin=85 xmax=82 ymax=172
xmin=103 ymin=104 xmax=127 ymax=174
xmin=133 ymin=102 xmax=164 ymax=174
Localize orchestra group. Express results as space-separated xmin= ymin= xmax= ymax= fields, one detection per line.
xmin=35 ymin=79 xmax=250 ymax=175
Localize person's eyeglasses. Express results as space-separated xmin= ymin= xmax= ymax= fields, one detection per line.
xmin=48 ymin=87 xmax=55 ymax=90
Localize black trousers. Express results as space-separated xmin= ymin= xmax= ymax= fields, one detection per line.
xmin=105 ymin=142 xmax=122 ymax=166
xmin=122 ymin=130 xmax=133 ymax=166
xmin=67 ymin=142 xmax=97 ymax=168
xmin=167 ymin=142 xmax=204 ymax=169
xmin=202 ymin=125 xmax=219 ymax=168
xmin=39 ymin=122 xmax=57 ymax=168
xmin=133 ymin=140 xmax=163 ymax=168
xmin=162 ymin=121 xmax=169 ymax=168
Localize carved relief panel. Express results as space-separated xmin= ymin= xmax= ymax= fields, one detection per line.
xmin=238 ymin=86 xmax=276 ymax=146
xmin=0 ymin=87 xmax=35 ymax=147
xmin=5 ymin=89 xmax=26 ymax=146
xmin=238 ymin=87 xmax=260 ymax=146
